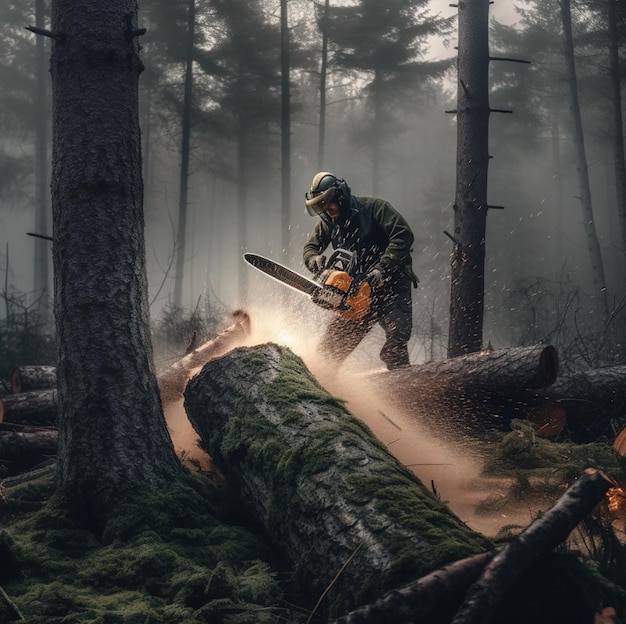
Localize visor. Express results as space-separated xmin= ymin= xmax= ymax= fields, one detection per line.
xmin=304 ymin=186 xmax=336 ymax=216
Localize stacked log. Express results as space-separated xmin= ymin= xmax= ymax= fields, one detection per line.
xmin=10 ymin=365 xmax=57 ymax=394
xmin=0 ymin=390 xmax=58 ymax=426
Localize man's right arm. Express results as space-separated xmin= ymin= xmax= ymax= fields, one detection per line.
xmin=303 ymin=221 xmax=331 ymax=270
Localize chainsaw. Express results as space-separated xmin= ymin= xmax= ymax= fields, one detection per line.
xmin=244 ymin=248 xmax=372 ymax=322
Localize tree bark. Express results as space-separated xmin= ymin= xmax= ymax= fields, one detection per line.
xmin=172 ymin=0 xmax=195 ymax=309
xmin=157 ymin=310 xmax=251 ymax=403
xmin=560 ymin=0 xmax=609 ymax=322
xmin=51 ymin=0 xmax=182 ymax=526
xmin=448 ymin=0 xmax=491 ymax=357
xmin=0 ymin=427 xmax=57 ymax=465
xmin=525 ymin=365 xmax=626 ymax=442
xmin=332 ymin=552 xmax=495 ymax=624
xmin=184 ymin=343 xmax=491 ymax=618
xmin=450 ymin=468 xmax=614 ymax=624
xmin=367 ymin=345 xmax=559 ymax=436
xmin=0 ymin=390 xmax=57 ymax=426
xmin=11 ymin=365 xmax=57 ymax=394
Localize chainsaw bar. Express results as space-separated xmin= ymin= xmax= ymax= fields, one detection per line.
xmin=243 ymin=253 xmax=322 ymax=298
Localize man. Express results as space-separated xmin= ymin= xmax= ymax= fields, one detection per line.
xmin=303 ymin=171 xmax=417 ymax=370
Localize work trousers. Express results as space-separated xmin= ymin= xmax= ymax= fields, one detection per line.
xmin=318 ymin=270 xmax=413 ymax=370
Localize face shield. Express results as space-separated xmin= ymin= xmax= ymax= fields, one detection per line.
xmin=304 ymin=186 xmax=336 ymax=216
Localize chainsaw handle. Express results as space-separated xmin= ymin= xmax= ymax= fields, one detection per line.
xmin=326 ymin=248 xmax=357 ymax=274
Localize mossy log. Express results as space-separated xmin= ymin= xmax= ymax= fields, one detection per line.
xmin=10 ymin=365 xmax=57 ymax=394
xmin=367 ymin=344 xmax=559 ymax=437
xmin=157 ymin=310 xmax=251 ymax=404
xmin=184 ymin=343 xmax=491 ymax=618
xmin=0 ymin=390 xmax=57 ymax=426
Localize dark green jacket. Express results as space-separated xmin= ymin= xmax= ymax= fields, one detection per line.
xmin=303 ymin=195 xmax=415 ymax=278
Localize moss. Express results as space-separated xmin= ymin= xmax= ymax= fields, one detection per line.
xmin=0 ymin=471 xmax=297 ymax=624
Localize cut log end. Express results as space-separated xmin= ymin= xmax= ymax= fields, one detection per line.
xmin=539 ymin=345 xmax=559 ymax=386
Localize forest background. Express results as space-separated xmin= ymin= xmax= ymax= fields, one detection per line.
xmin=1 ymin=0 xmax=625 ymax=374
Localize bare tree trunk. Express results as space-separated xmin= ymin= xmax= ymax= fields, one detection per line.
xmin=371 ymin=71 xmax=382 ymax=196
xmin=448 ymin=0 xmax=490 ymax=357
xmin=51 ymin=0 xmax=182 ymax=527
xmin=33 ymin=0 xmax=51 ymax=325
xmin=560 ymin=0 xmax=609 ymax=322
xmin=173 ymin=0 xmax=195 ymax=309
xmin=317 ymin=0 xmax=330 ymax=170
xmin=607 ymin=0 xmax=626 ymax=269
xmin=280 ymin=0 xmax=291 ymax=256
xmin=237 ymin=113 xmax=249 ymax=306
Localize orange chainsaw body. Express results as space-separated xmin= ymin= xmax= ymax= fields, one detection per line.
xmin=322 ymin=270 xmax=371 ymax=321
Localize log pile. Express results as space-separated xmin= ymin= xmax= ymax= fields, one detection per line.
xmin=0 ymin=311 xmax=252 ymax=475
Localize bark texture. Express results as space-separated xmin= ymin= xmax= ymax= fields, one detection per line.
xmin=11 ymin=366 xmax=57 ymax=394
xmin=0 ymin=427 xmax=57 ymax=465
xmin=451 ymin=468 xmax=614 ymax=624
xmin=368 ymin=345 xmax=559 ymax=436
xmin=184 ymin=343 xmax=491 ymax=618
xmin=526 ymin=365 xmax=626 ymax=442
xmin=51 ymin=0 xmax=181 ymax=522
xmin=0 ymin=390 xmax=57 ymax=426
xmin=448 ymin=0 xmax=490 ymax=356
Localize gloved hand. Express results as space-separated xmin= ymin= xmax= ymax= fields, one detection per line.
xmin=306 ymin=254 xmax=326 ymax=274
xmin=365 ymin=266 xmax=384 ymax=288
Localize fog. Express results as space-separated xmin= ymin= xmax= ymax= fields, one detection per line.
xmin=1 ymin=0 xmax=624 ymax=373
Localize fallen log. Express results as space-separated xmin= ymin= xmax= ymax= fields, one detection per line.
xmin=331 ymin=551 xmax=495 ymax=624
xmin=0 ymin=427 xmax=57 ymax=465
xmin=523 ymin=365 xmax=626 ymax=442
xmin=184 ymin=343 xmax=492 ymax=618
xmin=0 ymin=390 xmax=58 ymax=426
xmin=450 ymin=468 xmax=615 ymax=624
xmin=367 ymin=344 xmax=559 ymax=437
xmin=157 ymin=309 xmax=251 ymax=404
xmin=10 ymin=365 xmax=57 ymax=394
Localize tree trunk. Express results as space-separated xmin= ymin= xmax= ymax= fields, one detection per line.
xmin=280 ymin=0 xmax=291 ymax=255
xmin=184 ymin=343 xmax=491 ymax=618
xmin=0 ymin=390 xmax=57 ymax=426
xmin=526 ymin=365 xmax=626 ymax=442
xmin=173 ymin=0 xmax=195 ymax=309
xmin=33 ymin=0 xmax=51 ymax=325
xmin=11 ymin=365 xmax=57 ymax=394
xmin=560 ymin=0 xmax=609 ymax=322
xmin=50 ymin=0 xmax=182 ymax=526
xmin=367 ymin=345 xmax=559 ymax=436
xmin=157 ymin=309 xmax=251 ymax=403
xmin=448 ymin=0 xmax=491 ymax=357
xmin=317 ymin=0 xmax=330 ymax=170
xmin=0 ymin=427 xmax=57 ymax=465
xmin=607 ymin=0 xmax=626 ymax=275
